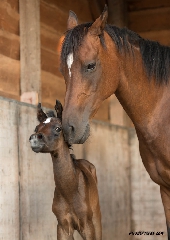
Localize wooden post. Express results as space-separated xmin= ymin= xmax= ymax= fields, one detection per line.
xmin=107 ymin=0 xmax=132 ymax=127
xmin=108 ymin=0 xmax=127 ymax=27
xmin=19 ymin=0 xmax=41 ymax=104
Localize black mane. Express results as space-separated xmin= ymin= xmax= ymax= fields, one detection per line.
xmin=61 ymin=23 xmax=170 ymax=85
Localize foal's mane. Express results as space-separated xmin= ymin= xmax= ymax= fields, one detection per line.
xmin=61 ymin=23 xmax=170 ymax=84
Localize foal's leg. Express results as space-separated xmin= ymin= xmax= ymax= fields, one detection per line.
xmin=160 ymin=186 xmax=170 ymax=240
xmin=57 ymin=224 xmax=74 ymax=240
xmin=79 ymin=221 xmax=96 ymax=240
xmin=92 ymin=208 xmax=102 ymax=240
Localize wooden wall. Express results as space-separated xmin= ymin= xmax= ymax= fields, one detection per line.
xmin=0 ymin=0 xmax=20 ymax=100
xmin=128 ymin=0 xmax=170 ymax=46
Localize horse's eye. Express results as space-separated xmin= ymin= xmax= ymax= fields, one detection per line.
xmin=87 ymin=63 xmax=96 ymax=72
xmin=56 ymin=127 xmax=61 ymax=132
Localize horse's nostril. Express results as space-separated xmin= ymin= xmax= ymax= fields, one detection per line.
xmin=37 ymin=133 xmax=43 ymax=139
xmin=69 ymin=125 xmax=74 ymax=133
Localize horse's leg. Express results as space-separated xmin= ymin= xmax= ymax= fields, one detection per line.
xmin=57 ymin=224 xmax=74 ymax=240
xmin=160 ymin=185 xmax=170 ymax=240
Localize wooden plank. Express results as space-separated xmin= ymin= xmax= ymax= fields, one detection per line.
xmin=128 ymin=7 xmax=170 ymax=32
xmin=19 ymin=0 xmax=41 ymax=100
xmin=41 ymin=48 xmax=62 ymax=77
xmin=0 ymin=90 xmax=20 ymax=101
xmin=41 ymin=70 xmax=65 ymax=108
xmin=139 ymin=30 xmax=170 ymax=46
xmin=41 ymin=25 xmax=62 ymax=54
xmin=0 ymin=98 xmax=19 ymax=239
xmin=41 ymin=0 xmax=92 ymax=22
xmin=0 ymin=1 xmax=19 ymax=35
xmin=0 ymin=54 xmax=20 ymax=96
xmin=7 ymin=0 xmax=19 ymax=12
xmin=129 ymin=129 xmax=167 ymax=239
xmin=40 ymin=1 xmax=68 ymax=34
xmin=128 ymin=0 xmax=170 ymax=12
xmin=19 ymin=104 xmax=57 ymax=239
xmin=0 ymin=29 xmax=20 ymax=60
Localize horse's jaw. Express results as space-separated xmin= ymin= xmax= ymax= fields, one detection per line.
xmin=63 ymin=121 xmax=90 ymax=145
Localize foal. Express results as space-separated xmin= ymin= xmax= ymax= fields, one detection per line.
xmin=29 ymin=101 xmax=102 ymax=240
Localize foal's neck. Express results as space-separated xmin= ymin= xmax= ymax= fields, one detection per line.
xmin=50 ymin=139 xmax=77 ymax=195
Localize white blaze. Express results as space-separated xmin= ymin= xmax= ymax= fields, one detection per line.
xmin=43 ymin=118 xmax=52 ymax=124
xmin=67 ymin=53 xmax=73 ymax=77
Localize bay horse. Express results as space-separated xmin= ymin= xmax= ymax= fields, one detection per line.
xmin=60 ymin=6 xmax=170 ymax=239
xmin=29 ymin=101 xmax=102 ymax=240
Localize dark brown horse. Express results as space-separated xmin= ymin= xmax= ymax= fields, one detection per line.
xmin=60 ymin=6 xmax=170 ymax=239
xmin=29 ymin=101 xmax=102 ymax=240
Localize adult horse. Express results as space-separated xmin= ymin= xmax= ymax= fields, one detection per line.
xmin=60 ymin=6 xmax=170 ymax=238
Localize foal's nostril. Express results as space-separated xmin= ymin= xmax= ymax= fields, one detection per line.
xmin=37 ymin=133 xmax=43 ymax=139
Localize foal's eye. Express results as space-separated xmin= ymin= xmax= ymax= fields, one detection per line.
xmin=56 ymin=127 xmax=61 ymax=132
xmin=86 ymin=63 xmax=96 ymax=72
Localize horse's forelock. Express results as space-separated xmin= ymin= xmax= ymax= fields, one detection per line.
xmin=61 ymin=22 xmax=93 ymax=65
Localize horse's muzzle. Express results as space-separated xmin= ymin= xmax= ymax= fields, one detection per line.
xmin=63 ymin=122 xmax=90 ymax=144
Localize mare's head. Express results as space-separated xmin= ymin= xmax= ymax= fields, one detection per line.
xmin=61 ymin=6 xmax=121 ymax=144
xmin=29 ymin=100 xmax=65 ymax=153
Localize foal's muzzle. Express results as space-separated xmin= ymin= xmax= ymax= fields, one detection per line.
xmin=29 ymin=133 xmax=45 ymax=153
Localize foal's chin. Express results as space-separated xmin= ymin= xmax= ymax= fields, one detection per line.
xmin=31 ymin=144 xmax=46 ymax=153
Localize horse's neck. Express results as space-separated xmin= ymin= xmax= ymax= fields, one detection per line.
xmin=115 ymin=50 xmax=166 ymax=132
xmin=51 ymin=143 xmax=77 ymax=195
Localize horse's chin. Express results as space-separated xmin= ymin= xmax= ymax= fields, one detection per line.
xmin=72 ymin=124 xmax=90 ymax=144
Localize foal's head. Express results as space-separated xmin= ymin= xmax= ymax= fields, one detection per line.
xmin=29 ymin=100 xmax=64 ymax=153
xmin=61 ymin=7 xmax=120 ymax=144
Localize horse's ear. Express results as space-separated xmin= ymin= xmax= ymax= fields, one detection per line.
xmin=55 ymin=100 xmax=63 ymax=120
xmin=89 ymin=5 xmax=108 ymax=36
xmin=37 ymin=103 xmax=47 ymax=123
xmin=67 ymin=10 xmax=78 ymax=30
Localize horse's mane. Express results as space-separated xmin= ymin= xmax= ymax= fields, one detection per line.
xmin=61 ymin=22 xmax=170 ymax=85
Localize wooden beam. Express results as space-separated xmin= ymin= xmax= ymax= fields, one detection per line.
xmin=107 ymin=0 xmax=127 ymax=27
xmin=128 ymin=0 xmax=170 ymax=12
xmin=19 ymin=0 xmax=41 ymax=103
xmin=0 ymin=1 xmax=19 ymax=35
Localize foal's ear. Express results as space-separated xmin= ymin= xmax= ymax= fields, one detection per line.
xmin=37 ymin=103 xmax=47 ymax=123
xmin=89 ymin=5 xmax=108 ymax=36
xmin=67 ymin=10 xmax=78 ymax=30
xmin=55 ymin=100 xmax=63 ymax=120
